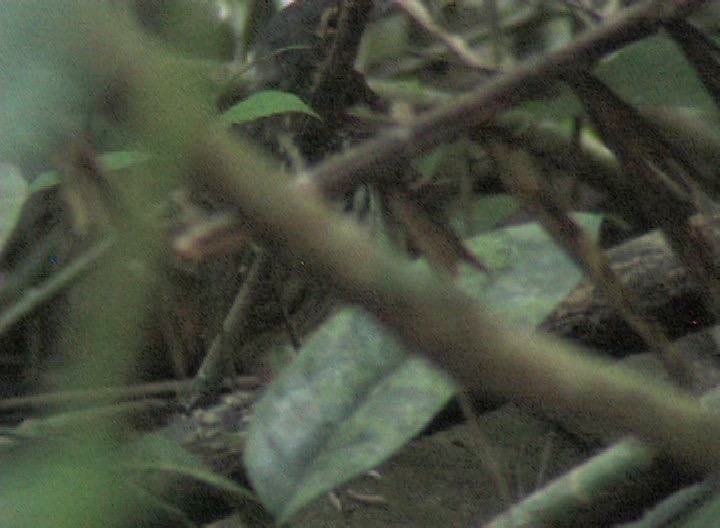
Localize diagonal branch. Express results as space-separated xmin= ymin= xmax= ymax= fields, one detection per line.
xmin=304 ymin=0 xmax=710 ymax=199
xmin=56 ymin=0 xmax=720 ymax=476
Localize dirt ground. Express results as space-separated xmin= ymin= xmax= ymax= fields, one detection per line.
xmin=210 ymin=342 xmax=720 ymax=528
xmin=287 ymin=403 xmax=590 ymax=528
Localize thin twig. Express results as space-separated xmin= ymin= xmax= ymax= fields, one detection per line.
xmin=0 ymin=239 xmax=113 ymax=336
xmin=0 ymin=376 xmax=261 ymax=415
xmin=491 ymin=142 xmax=696 ymax=387
xmin=395 ymin=0 xmax=496 ymax=72
xmin=458 ymin=391 xmax=513 ymax=510
xmin=189 ymin=250 xmax=267 ymax=406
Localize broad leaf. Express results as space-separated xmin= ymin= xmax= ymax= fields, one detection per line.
xmin=221 ymin=90 xmax=320 ymax=127
xmin=245 ymin=309 xmax=456 ymax=524
xmin=457 ymin=213 xmax=602 ymax=329
xmin=246 ymin=214 xmax=600 ymax=522
xmin=126 ymin=433 xmax=253 ymax=500
xmin=519 ymin=34 xmax=715 ymax=123
xmin=596 ymin=34 xmax=715 ymax=112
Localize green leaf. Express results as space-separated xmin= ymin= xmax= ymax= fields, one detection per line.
xmin=100 ymin=150 xmax=150 ymax=171
xmin=517 ymin=85 xmax=583 ymax=122
xmin=0 ymin=164 xmax=29 ymax=250
xmin=29 ymin=171 xmax=60 ymax=193
xmin=456 ymin=213 xmax=602 ymax=329
xmin=596 ymin=34 xmax=716 ymax=111
xmin=449 ymin=193 xmax=520 ymax=235
xmin=245 ymin=309 xmax=457 ymax=524
xmin=356 ymin=14 xmax=411 ymax=69
xmin=29 ymin=151 xmax=150 ymax=193
xmin=126 ymin=433 xmax=253 ymax=500
xmin=221 ymin=90 xmax=321 ymax=126
xmin=519 ymin=34 xmax=716 ymax=123
xmin=412 ymin=144 xmax=447 ymax=179
xmin=0 ymin=442 xmax=136 ymax=528
xmin=246 ymin=215 xmax=601 ymax=522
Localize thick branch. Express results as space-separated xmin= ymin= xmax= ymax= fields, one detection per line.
xmin=192 ymin=127 xmax=720 ymax=474
xmin=56 ymin=0 xmax=720 ymax=475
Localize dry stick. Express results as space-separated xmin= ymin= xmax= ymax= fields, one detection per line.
xmin=304 ymin=0 xmax=710 ymax=199
xmin=372 ymin=3 xmax=535 ymax=80
xmin=72 ymin=0 xmax=720 ymax=473
xmin=190 ymin=250 xmax=267 ymax=406
xmin=565 ymin=70 xmax=720 ymax=321
xmin=0 ymin=239 xmax=113 ymax=335
xmin=491 ymin=143 xmax=695 ymax=387
xmin=457 ymin=392 xmax=514 ymax=512
xmin=12 ymin=399 xmax=175 ymax=437
xmin=0 ymin=376 xmax=261 ymax=415
xmin=395 ymin=0 xmax=496 ymax=72
xmin=300 ymin=0 xmax=375 ymax=127
xmin=483 ymin=114 xmax=622 ymax=201
xmin=559 ymin=0 xmax=605 ymax=24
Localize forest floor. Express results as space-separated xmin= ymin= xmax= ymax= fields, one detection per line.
xmin=286 ymin=402 xmax=590 ymax=527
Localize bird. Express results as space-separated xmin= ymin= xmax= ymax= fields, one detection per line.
xmin=174 ymin=0 xmax=382 ymax=380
